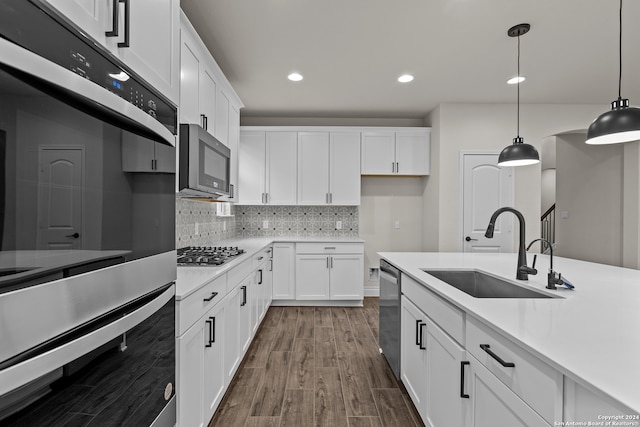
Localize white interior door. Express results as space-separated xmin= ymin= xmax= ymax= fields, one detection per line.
xmin=462 ymin=152 xmax=514 ymax=253
xmin=37 ymin=147 xmax=83 ymax=249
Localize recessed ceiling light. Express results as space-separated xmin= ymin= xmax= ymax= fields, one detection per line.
xmin=398 ymin=74 xmax=414 ymax=83
xmin=288 ymin=73 xmax=303 ymax=82
xmin=507 ymin=76 xmax=525 ymax=84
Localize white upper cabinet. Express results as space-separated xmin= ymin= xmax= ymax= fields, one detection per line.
xmin=179 ymin=12 xmax=243 ymax=200
xmin=330 ymin=132 xmax=361 ymax=205
xmin=297 ymin=132 xmax=360 ymax=206
xmin=361 ymin=129 xmax=431 ymax=175
xmin=297 ymin=132 xmax=330 ymax=205
xmin=238 ymin=131 xmax=297 ymax=205
xmin=361 ymin=131 xmax=396 ymax=174
xmin=114 ymin=0 xmax=180 ymax=105
xmin=179 ymin=13 xmax=218 ymax=136
xmin=45 ymin=0 xmax=180 ymax=105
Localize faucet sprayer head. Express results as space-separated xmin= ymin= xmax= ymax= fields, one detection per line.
xmin=485 ymin=222 xmax=495 ymax=238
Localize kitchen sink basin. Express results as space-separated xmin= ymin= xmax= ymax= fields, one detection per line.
xmin=421 ymin=269 xmax=556 ymax=298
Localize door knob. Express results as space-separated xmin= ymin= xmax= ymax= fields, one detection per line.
xmin=465 ymin=236 xmax=478 ymax=242
xmin=66 ymin=232 xmax=80 ymax=238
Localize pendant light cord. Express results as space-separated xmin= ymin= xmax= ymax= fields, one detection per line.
xmin=517 ymin=34 xmax=521 ymax=138
xmin=618 ymin=0 xmax=622 ymax=100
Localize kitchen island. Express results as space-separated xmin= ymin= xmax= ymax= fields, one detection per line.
xmin=379 ymin=251 xmax=640 ymax=426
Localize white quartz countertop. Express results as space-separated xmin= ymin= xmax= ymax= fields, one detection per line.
xmin=378 ymin=252 xmax=640 ymax=414
xmin=176 ymin=236 xmax=364 ymax=300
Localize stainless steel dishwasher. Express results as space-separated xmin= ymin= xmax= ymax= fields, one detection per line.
xmin=379 ymin=259 xmax=401 ymax=379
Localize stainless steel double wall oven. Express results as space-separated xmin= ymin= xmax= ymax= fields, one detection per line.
xmin=0 ymin=1 xmax=177 ymax=425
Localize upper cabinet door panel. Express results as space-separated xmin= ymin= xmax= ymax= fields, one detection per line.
xmin=238 ymin=132 xmax=267 ymax=205
xmin=216 ymin=89 xmax=231 ymax=145
xmin=266 ymin=132 xmax=297 ymax=205
xmin=396 ymin=131 xmax=430 ymax=175
xmin=361 ymin=132 xmax=395 ymax=174
xmin=330 ymin=132 xmax=361 ymax=205
xmin=115 ymin=0 xmax=180 ymax=104
xmin=200 ymin=68 xmax=217 ymax=136
xmin=297 ymin=132 xmax=330 ymax=205
xmin=179 ymin=39 xmax=201 ymax=125
xmin=45 ymin=0 xmax=110 ymax=46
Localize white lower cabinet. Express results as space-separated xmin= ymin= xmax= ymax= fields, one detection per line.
xmin=177 ymin=292 xmax=227 ymax=427
xmin=202 ymin=302 xmax=226 ymax=422
xmin=401 ymin=280 xmax=561 ymax=427
xmin=177 ymin=312 xmax=206 ymax=427
xmin=272 ymin=243 xmax=295 ymax=299
xmin=401 ymin=296 xmax=465 ymax=427
xmin=224 ymin=285 xmax=242 ymax=384
xmin=294 ymin=243 xmax=364 ymax=301
xmin=238 ymin=275 xmax=253 ymax=353
xmin=465 ymin=356 xmax=549 ymax=427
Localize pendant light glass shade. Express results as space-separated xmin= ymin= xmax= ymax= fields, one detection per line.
xmin=586 ymin=98 xmax=640 ymax=144
xmin=586 ymin=0 xmax=640 ymax=145
xmin=498 ymin=23 xmax=540 ymax=167
xmin=498 ymin=137 xmax=540 ymax=166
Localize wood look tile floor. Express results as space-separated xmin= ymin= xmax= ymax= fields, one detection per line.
xmin=209 ymin=298 xmax=424 ymax=427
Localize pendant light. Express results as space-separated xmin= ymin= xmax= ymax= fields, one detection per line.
xmin=498 ymin=23 xmax=540 ymax=167
xmin=586 ymin=0 xmax=640 ymax=145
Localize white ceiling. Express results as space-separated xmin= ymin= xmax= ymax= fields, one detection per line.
xmin=181 ymin=0 xmax=640 ymax=120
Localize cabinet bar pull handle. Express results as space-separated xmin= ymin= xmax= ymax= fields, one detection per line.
xmin=326 ymin=257 xmax=330 ymax=269
xmin=330 ymin=193 xmax=333 ymax=204
xmin=229 ymin=184 xmax=234 ymax=198
xmin=415 ymin=319 xmax=421 ymax=346
xmin=257 ymin=256 xmax=264 ymax=261
xmin=266 ymin=193 xmax=270 ymax=204
xmin=205 ymin=319 xmax=213 ymax=347
xmin=106 ymin=0 xmax=120 ymax=37
xmin=330 ymin=257 xmax=333 ymax=268
xmin=241 ymin=285 xmax=247 ymax=306
xmin=460 ymin=361 xmax=470 ymax=398
xmin=396 ymin=162 xmax=399 ymax=173
xmin=324 ymin=247 xmax=336 ymax=250
xmin=418 ymin=322 xmax=426 ymax=350
xmin=203 ymin=291 xmax=218 ymax=302
xmin=117 ymin=0 xmax=130 ymax=48
xmin=258 ymin=269 xmax=263 ymax=284
xmin=479 ymin=344 xmax=515 ymax=367
xmin=268 ymin=259 xmax=273 ymax=272
xmin=209 ymin=316 xmax=216 ymax=344
xmin=392 ymin=162 xmax=395 ymax=173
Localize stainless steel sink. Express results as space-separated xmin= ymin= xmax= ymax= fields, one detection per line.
xmin=421 ymin=269 xmax=556 ymax=298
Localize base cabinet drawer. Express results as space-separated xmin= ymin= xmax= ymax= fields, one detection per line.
xmin=466 ymin=316 xmax=563 ymax=424
xmin=464 ymin=355 xmax=551 ymax=427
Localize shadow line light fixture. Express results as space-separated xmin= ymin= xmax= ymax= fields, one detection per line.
xmin=498 ymin=23 xmax=540 ymax=167
xmin=586 ymin=0 xmax=640 ymax=145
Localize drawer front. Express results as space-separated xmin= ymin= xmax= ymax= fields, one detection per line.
xmin=295 ymin=242 xmax=363 ymax=254
xmin=466 ymin=316 xmax=562 ymax=424
xmin=177 ymin=273 xmax=227 ymax=336
xmin=402 ymin=273 xmax=464 ymax=345
xmin=252 ymin=246 xmax=272 ymax=269
xmin=227 ymin=258 xmax=253 ymax=292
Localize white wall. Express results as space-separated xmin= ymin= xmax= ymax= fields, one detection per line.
xmin=541 ymin=169 xmax=556 ymax=215
xmin=555 ymin=133 xmax=623 ymax=265
xmin=622 ymin=141 xmax=640 ymax=269
xmin=425 ymin=103 xmax=606 ymax=253
xmin=360 ymin=177 xmax=426 ymax=293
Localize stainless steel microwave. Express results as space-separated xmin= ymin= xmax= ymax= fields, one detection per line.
xmin=178 ymin=124 xmax=232 ymax=199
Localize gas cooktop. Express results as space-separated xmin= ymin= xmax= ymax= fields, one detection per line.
xmin=177 ymin=246 xmax=245 ymax=266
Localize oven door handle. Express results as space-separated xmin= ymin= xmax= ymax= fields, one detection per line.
xmin=0 ymin=285 xmax=175 ymax=396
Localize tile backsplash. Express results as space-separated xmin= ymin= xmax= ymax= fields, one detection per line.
xmin=236 ymin=206 xmax=359 ymax=238
xmin=176 ymin=201 xmax=359 ymax=247
xmin=176 ymin=198 xmax=237 ymax=247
